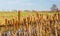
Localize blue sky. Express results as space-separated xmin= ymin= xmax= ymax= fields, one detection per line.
xmin=0 ymin=0 xmax=60 ymax=11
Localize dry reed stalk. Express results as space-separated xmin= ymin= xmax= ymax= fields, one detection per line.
xmin=5 ymin=19 xmax=8 ymax=31
xmin=11 ymin=32 xmax=16 ymax=36
xmin=40 ymin=23 xmax=42 ymax=36
xmin=36 ymin=23 xmax=40 ymax=36
xmin=55 ymin=21 xmax=58 ymax=36
xmin=14 ymin=20 xmax=18 ymax=31
xmin=18 ymin=10 xmax=20 ymax=24
xmin=29 ymin=24 xmax=33 ymax=36
xmin=0 ymin=32 xmax=2 ymax=36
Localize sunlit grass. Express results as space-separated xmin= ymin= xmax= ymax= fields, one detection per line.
xmin=0 ymin=11 xmax=59 ymax=24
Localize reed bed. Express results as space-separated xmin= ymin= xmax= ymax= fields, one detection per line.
xmin=0 ymin=12 xmax=60 ymax=36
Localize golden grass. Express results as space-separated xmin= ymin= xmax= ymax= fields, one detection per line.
xmin=0 ymin=11 xmax=59 ymax=24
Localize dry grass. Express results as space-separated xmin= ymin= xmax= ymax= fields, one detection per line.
xmin=0 ymin=11 xmax=60 ymax=36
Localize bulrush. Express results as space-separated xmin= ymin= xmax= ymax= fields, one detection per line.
xmin=5 ymin=19 xmax=8 ymax=25
xmin=18 ymin=10 xmax=20 ymax=24
xmin=14 ymin=20 xmax=18 ymax=31
xmin=1 ymin=12 xmax=60 ymax=36
xmin=5 ymin=19 xmax=8 ymax=31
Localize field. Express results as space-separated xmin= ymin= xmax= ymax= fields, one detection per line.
xmin=0 ymin=11 xmax=59 ymax=25
xmin=0 ymin=11 xmax=60 ymax=36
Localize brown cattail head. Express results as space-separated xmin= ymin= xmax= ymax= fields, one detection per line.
xmin=14 ymin=20 xmax=18 ymax=31
xmin=58 ymin=13 xmax=60 ymax=20
xmin=8 ymin=20 xmax=10 ymax=24
xmin=36 ymin=12 xmax=39 ymax=18
xmin=23 ymin=17 xmax=26 ymax=25
xmin=18 ymin=10 xmax=20 ymax=24
xmin=5 ymin=19 xmax=8 ymax=25
xmin=12 ymin=19 xmax=15 ymax=24
xmin=27 ymin=16 xmax=30 ymax=23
